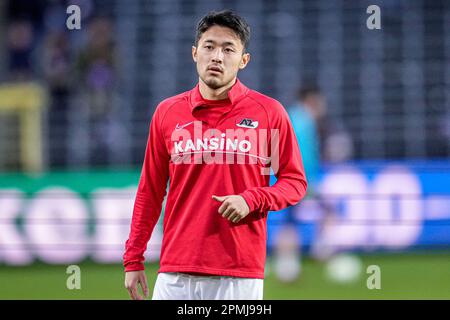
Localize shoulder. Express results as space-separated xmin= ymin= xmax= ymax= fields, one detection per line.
xmin=246 ymin=89 xmax=290 ymax=125
xmin=150 ymin=91 xmax=190 ymax=130
xmin=155 ymin=91 xmax=190 ymax=116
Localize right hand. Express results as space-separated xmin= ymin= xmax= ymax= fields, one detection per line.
xmin=124 ymin=270 xmax=149 ymax=300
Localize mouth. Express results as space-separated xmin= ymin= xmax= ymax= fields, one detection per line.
xmin=207 ymin=66 xmax=223 ymax=73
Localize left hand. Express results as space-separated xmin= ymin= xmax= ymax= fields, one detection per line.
xmin=212 ymin=195 xmax=250 ymax=223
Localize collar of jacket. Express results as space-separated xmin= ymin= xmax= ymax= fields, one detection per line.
xmin=189 ymin=78 xmax=249 ymax=112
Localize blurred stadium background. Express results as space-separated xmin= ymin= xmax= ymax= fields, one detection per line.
xmin=0 ymin=0 xmax=449 ymax=299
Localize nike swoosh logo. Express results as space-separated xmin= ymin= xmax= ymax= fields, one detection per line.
xmin=175 ymin=121 xmax=194 ymax=130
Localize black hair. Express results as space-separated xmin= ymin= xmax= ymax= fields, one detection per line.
xmin=195 ymin=10 xmax=251 ymax=52
xmin=298 ymin=84 xmax=321 ymax=101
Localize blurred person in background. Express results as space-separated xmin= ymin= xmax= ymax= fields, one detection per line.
xmin=73 ymin=15 xmax=123 ymax=166
xmin=75 ymin=16 xmax=117 ymax=117
xmin=273 ymin=85 xmax=351 ymax=282
xmin=6 ymin=20 xmax=35 ymax=81
xmin=5 ymin=0 xmax=46 ymax=81
xmin=290 ymin=85 xmax=324 ymax=183
xmin=42 ymin=31 xmax=72 ymax=167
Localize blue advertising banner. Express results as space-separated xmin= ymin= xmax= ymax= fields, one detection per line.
xmin=267 ymin=160 xmax=450 ymax=254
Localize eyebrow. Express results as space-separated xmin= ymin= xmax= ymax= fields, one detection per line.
xmin=203 ymin=39 xmax=237 ymax=47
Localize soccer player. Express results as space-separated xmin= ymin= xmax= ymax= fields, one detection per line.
xmin=123 ymin=10 xmax=308 ymax=300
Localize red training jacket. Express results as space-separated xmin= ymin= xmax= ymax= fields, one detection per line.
xmin=123 ymin=79 xmax=307 ymax=279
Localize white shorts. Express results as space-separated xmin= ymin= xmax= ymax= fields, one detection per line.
xmin=152 ymin=272 xmax=264 ymax=300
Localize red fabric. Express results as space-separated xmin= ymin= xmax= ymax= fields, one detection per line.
xmin=123 ymin=79 xmax=307 ymax=278
xmin=193 ymin=97 xmax=232 ymax=127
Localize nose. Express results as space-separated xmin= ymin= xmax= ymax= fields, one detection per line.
xmin=211 ymin=48 xmax=224 ymax=64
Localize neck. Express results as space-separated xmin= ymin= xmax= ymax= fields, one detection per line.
xmin=198 ymin=77 xmax=236 ymax=100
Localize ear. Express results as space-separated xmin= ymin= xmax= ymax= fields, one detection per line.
xmin=239 ymin=52 xmax=251 ymax=70
xmin=192 ymin=46 xmax=197 ymax=63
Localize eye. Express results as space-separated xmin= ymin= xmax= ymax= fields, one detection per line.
xmin=224 ymin=48 xmax=234 ymax=53
xmin=204 ymin=45 xmax=213 ymax=50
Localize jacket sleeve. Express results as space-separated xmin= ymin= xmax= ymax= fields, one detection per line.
xmin=123 ymin=105 xmax=169 ymax=271
xmin=239 ymin=102 xmax=308 ymax=213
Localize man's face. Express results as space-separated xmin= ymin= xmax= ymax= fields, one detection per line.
xmin=192 ymin=25 xmax=250 ymax=89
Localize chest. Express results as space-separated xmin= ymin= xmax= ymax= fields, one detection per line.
xmin=163 ymin=103 xmax=271 ymax=165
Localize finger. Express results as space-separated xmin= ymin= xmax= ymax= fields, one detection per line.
xmin=212 ymin=195 xmax=227 ymax=202
xmin=222 ymin=206 xmax=235 ymax=219
xmin=129 ymin=285 xmax=143 ymax=300
xmin=128 ymin=286 xmax=139 ymax=300
xmin=232 ymin=215 xmax=241 ymax=223
xmin=140 ymin=274 xmax=149 ymax=298
xmin=218 ymin=200 xmax=229 ymax=214
xmin=127 ymin=286 xmax=136 ymax=300
xmin=133 ymin=287 xmax=143 ymax=300
xmin=228 ymin=212 xmax=240 ymax=223
xmin=227 ymin=212 xmax=237 ymax=222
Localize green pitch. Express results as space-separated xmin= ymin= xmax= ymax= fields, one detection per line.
xmin=0 ymin=252 xmax=449 ymax=299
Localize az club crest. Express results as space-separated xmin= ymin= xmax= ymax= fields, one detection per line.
xmin=236 ymin=118 xmax=258 ymax=129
